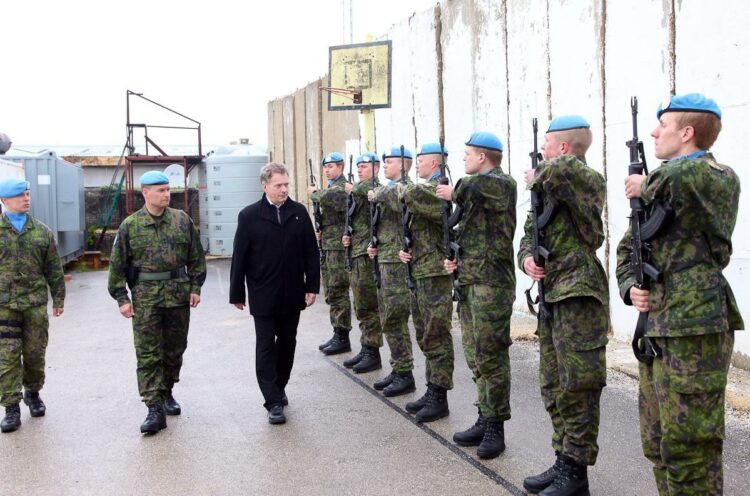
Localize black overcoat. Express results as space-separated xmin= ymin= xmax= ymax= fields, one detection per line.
xmin=229 ymin=195 xmax=320 ymax=316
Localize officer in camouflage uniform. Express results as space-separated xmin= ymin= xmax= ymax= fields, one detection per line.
xmin=399 ymin=142 xmax=455 ymax=423
xmin=0 ymin=177 xmax=65 ymax=433
xmin=437 ymin=132 xmax=516 ymax=457
xmin=108 ymin=171 xmax=206 ymax=434
xmin=519 ymin=116 xmax=608 ymax=495
xmin=617 ymin=94 xmax=743 ymax=496
xmin=342 ymin=153 xmax=383 ymax=373
xmin=367 ymin=146 xmax=416 ymax=397
xmin=309 ymin=152 xmax=352 ymax=355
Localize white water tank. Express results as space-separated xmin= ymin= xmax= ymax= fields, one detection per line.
xmin=202 ymin=144 xmax=267 ymax=256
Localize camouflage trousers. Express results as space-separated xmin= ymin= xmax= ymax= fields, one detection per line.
xmin=411 ymin=275 xmax=454 ymax=390
xmin=350 ymin=255 xmax=383 ymax=348
xmin=639 ymin=331 xmax=734 ymax=496
xmin=0 ymin=305 xmax=48 ymax=407
xmin=322 ymin=250 xmax=351 ymax=332
xmin=377 ymin=262 xmax=414 ymax=374
xmin=538 ymin=296 xmax=608 ymax=466
xmin=132 ymin=304 xmax=190 ymax=405
xmin=459 ymin=285 xmax=514 ymax=421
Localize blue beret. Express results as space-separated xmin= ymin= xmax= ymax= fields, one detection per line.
xmin=322 ymin=152 xmax=344 ymax=164
xmin=417 ymin=142 xmax=448 ymax=157
xmin=465 ymin=132 xmax=503 ymax=152
xmin=547 ymin=115 xmax=590 ymax=133
xmin=356 ymin=154 xmax=371 ymax=164
xmin=0 ymin=177 xmax=29 ymax=198
xmin=382 ymin=146 xmax=413 ymax=160
xmin=657 ymin=93 xmax=721 ymax=120
xmin=364 ymin=151 xmax=380 ymax=163
xmin=139 ymin=171 xmax=169 ymax=185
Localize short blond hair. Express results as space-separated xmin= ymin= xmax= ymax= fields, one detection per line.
xmin=553 ymin=128 xmax=592 ymax=156
xmin=260 ymin=162 xmax=289 ymax=184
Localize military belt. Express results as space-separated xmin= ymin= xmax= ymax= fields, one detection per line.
xmin=137 ymin=268 xmax=186 ymax=282
xmin=0 ymin=331 xmax=23 ymax=339
xmin=0 ymin=319 xmax=23 ymax=328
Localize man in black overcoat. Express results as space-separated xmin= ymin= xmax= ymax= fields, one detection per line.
xmin=230 ymin=162 xmax=320 ymax=424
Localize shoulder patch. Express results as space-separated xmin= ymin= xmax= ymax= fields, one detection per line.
xmin=706 ymin=157 xmax=722 ymax=171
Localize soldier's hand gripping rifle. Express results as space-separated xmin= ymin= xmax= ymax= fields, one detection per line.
xmin=525 ymin=118 xmax=556 ymax=320
xmin=309 ymin=158 xmax=325 ymax=265
xmin=400 ymin=145 xmax=416 ymax=293
xmin=438 ymin=137 xmax=462 ymax=301
xmin=627 ymin=97 xmax=673 ymax=364
xmin=344 ymin=154 xmax=355 ymax=271
xmin=369 ymin=156 xmax=382 ymax=287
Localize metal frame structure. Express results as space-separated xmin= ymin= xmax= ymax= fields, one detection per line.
xmin=124 ymin=90 xmax=203 ymax=215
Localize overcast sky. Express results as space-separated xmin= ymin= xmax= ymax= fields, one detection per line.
xmin=4 ymin=0 xmax=437 ymax=148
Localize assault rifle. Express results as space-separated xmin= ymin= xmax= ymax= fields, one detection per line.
xmin=369 ymin=156 xmax=382 ymax=287
xmin=525 ymin=118 xmax=556 ymax=320
xmin=400 ymin=145 xmax=416 ymax=293
xmin=438 ymin=137 xmax=461 ymax=301
xmin=309 ymin=158 xmax=325 ymax=265
xmin=344 ymin=154 xmax=355 ymax=271
xmin=627 ymin=96 xmax=673 ymax=364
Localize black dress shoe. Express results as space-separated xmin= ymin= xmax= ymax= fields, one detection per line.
xmin=163 ymin=393 xmax=181 ymax=416
xmin=373 ymin=371 xmax=396 ymax=390
xmin=268 ymin=405 xmax=286 ymax=424
xmin=281 ymin=393 xmax=289 ymax=406
xmin=141 ymin=404 xmax=167 ymax=434
xmin=382 ymin=371 xmax=416 ymax=397
xmin=23 ymin=391 xmax=46 ymax=417
xmin=1 ymin=404 xmax=21 ymax=433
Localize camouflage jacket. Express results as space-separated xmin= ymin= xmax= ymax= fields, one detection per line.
xmin=0 ymin=214 xmax=65 ymax=310
xmin=108 ymin=207 xmax=207 ymax=308
xmin=350 ymin=178 xmax=376 ymax=259
xmin=518 ymin=155 xmax=608 ymax=305
xmin=312 ymin=175 xmax=349 ymax=251
xmin=402 ymin=176 xmax=449 ymax=279
xmin=454 ymin=167 xmax=517 ymax=289
xmin=372 ymin=177 xmax=414 ymax=264
xmin=616 ymin=152 xmax=744 ymax=337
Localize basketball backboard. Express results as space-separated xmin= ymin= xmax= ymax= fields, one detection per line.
xmin=327 ymin=40 xmax=392 ymax=111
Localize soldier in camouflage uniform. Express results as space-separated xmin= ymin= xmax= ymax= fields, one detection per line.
xmin=437 ymin=133 xmax=516 ymax=457
xmin=108 ymin=171 xmax=206 ymax=434
xmin=617 ymin=93 xmax=743 ymax=496
xmin=398 ymin=142 xmax=455 ymax=423
xmin=519 ymin=116 xmax=608 ymax=495
xmin=309 ymin=152 xmax=352 ymax=355
xmin=342 ymin=153 xmax=383 ymax=373
xmin=0 ymin=177 xmax=65 ymax=433
xmin=367 ymin=146 xmax=416 ymax=397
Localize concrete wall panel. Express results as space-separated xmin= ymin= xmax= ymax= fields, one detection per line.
xmin=293 ymin=89 xmax=309 ymax=207
xmin=282 ymin=95 xmax=296 ymax=198
xmin=271 ymin=99 xmax=284 ymax=165
xmin=409 ymin=8 xmax=441 ymax=151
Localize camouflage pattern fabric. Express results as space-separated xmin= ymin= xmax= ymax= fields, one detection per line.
xmin=377 ymin=262 xmax=414 ymax=373
xmin=350 ymin=254 xmax=380 ymax=347
xmin=454 ymin=167 xmax=517 ymax=289
xmin=459 ymin=285 xmax=514 ymax=422
xmin=312 ymin=175 xmax=349 ymax=252
xmin=322 ymin=250 xmax=351 ymax=331
xmin=350 ymin=178 xmax=376 ymax=258
xmin=0 ymin=214 xmax=64 ymax=407
xmin=371 ymin=178 xmax=413 ymax=263
xmin=538 ymin=297 xmax=608 ymax=466
xmin=401 ymin=177 xmax=449 ymax=279
xmin=639 ymin=332 xmax=733 ymax=496
xmin=0 ymin=306 xmax=49 ymax=406
xmin=108 ymin=206 xmax=206 ymax=405
xmin=616 ymin=153 xmax=743 ymax=493
xmin=411 ymin=275 xmax=454 ymax=389
xmin=518 ymin=155 xmax=608 ymax=304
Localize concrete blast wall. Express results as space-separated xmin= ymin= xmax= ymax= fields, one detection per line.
xmin=268 ymin=0 xmax=750 ymax=359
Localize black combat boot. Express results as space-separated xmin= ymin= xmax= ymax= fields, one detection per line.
xmin=1 ymin=404 xmax=21 ymax=433
xmin=415 ymin=384 xmax=449 ymax=422
xmin=163 ymin=392 xmax=181 ymax=416
xmin=23 ymin=391 xmax=46 ymax=417
xmin=322 ymin=328 xmax=351 ymax=355
xmin=352 ymin=346 xmax=382 ymax=373
xmin=476 ymin=420 xmax=505 ymax=459
xmin=539 ymin=455 xmax=588 ymax=496
xmin=140 ymin=403 xmax=167 ymax=434
xmin=382 ymin=371 xmax=416 ymax=397
xmin=373 ymin=371 xmax=396 ymax=390
xmin=318 ymin=332 xmax=336 ymax=351
xmin=453 ymin=411 xmax=486 ymax=446
xmin=405 ymin=387 xmax=430 ymax=414
xmin=343 ymin=348 xmax=366 ymax=368
xmin=523 ymin=453 xmax=565 ymax=494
